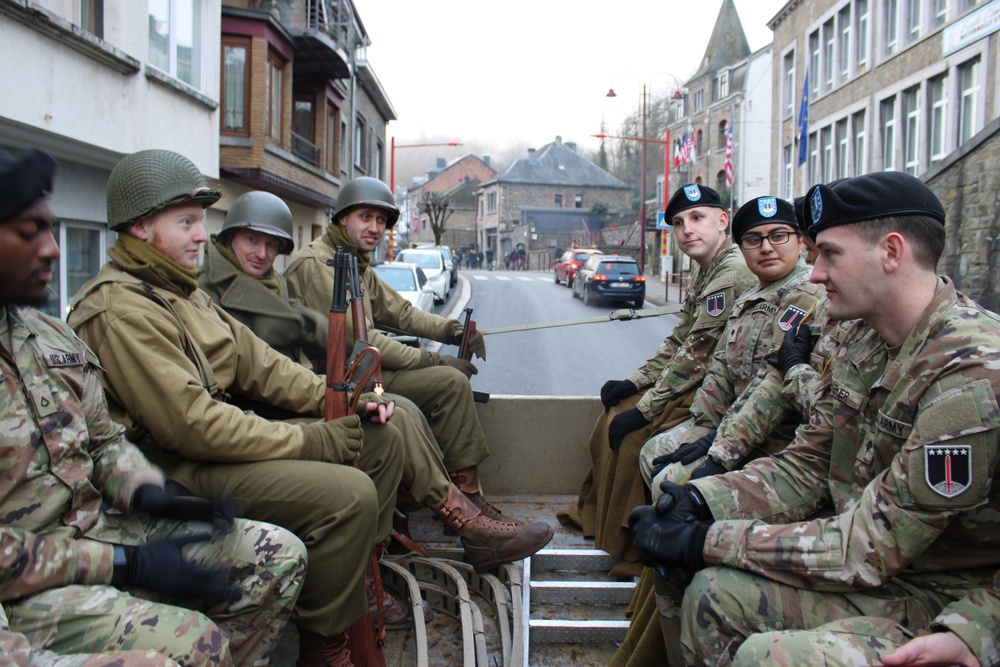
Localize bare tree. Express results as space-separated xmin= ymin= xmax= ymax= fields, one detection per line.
xmin=418 ymin=191 xmax=454 ymax=245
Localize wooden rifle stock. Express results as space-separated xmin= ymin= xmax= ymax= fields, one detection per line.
xmin=349 ymin=255 xmax=384 ymax=398
xmin=458 ymin=306 xmax=476 ymax=361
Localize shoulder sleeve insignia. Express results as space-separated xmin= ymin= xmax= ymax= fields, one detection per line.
xmin=705 ymin=291 xmax=726 ymax=317
xmin=778 ymin=305 xmax=811 ymax=331
xmin=925 ymin=445 xmax=972 ymax=498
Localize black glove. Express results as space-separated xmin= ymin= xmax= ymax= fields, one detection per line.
xmin=650 ymin=431 xmax=717 ymax=475
xmin=689 ymin=457 xmax=729 ymax=480
xmin=608 ymin=407 xmax=650 ymax=451
xmin=768 ymin=323 xmax=813 ymax=377
xmin=654 ymin=480 xmax=713 ymax=521
xmin=112 ymin=535 xmax=232 ymax=601
xmin=600 ymin=379 xmax=638 ymax=409
xmin=628 ymin=504 xmax=709 ymax=581
xmin=132 ymin=484 xmax=237 ymax=528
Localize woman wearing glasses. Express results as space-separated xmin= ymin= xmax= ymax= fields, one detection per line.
xmin=639 ymin=195 xmax=827 ymax=493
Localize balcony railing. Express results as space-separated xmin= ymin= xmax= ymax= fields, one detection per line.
xmin=291 ymin=131 xmax=321 ymax=166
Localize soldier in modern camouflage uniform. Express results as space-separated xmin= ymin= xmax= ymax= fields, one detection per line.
xmin=638 ymin=195 xmax=825 ymax=492
xmin=0 ymin=148 xmax=307 ymax=666
xmin=628 ymin=171 xmax=1000 ymax=666
xmin=558 ymin=184 xmax=756 ymax=575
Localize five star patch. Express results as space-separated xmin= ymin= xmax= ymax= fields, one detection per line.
xmin=706 ymin=292 xmax=726 ymax=317
xmin=925 ymin=445 xmax=972 ymax=498
xmin=778 ymin=305 xmax=810 ymax=331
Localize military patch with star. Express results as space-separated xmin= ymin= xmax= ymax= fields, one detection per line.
xmin=778 ymin=305 xmax=810 ymax=331
xmin=924 ymin=445 xmax=972 ymax=498
xmin=706 ymin=292 xmax=726 ymax=317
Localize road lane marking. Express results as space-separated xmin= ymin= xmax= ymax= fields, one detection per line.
xmin=495 ymin=276 xmax=511 ymax=281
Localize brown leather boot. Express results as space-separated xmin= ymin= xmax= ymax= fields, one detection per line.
xmin=297 ymin=628 xmax=353 ymax=667
xmin=365 ymin=565 xmax=434 ymax=629
xmin=449 ymin=465 xmax=524 ymax=526
xmin=434 ymin=484 xmax=554 ymax=572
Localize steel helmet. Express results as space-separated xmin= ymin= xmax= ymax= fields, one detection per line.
xmin=106 ymin=149 xmax=222 ymax=230
xmin=332 ymin=177 xmax=399 ymax=229
xmin=219 ymin=191 xmax=294 ymax=254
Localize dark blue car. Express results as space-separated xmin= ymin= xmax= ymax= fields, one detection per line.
xmin=572 ymin=254 xmax=645 ymax=309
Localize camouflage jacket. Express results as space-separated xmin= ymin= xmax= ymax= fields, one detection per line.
xmin=626 ymin=243 xmax=756 ymax=420
xmin=0 ymin=306 xmax=161 ymax=602
xmin=67 ymin=259 xmax=326 ymax=479
xmin=695 ymin=278 xmax=1000 ymax=591
xmin=932 ymin=568 xmax=1000 ymax=667
xmin=688 ymin=261 xmax=824 ymax=449
xmin=284 ymin=229 xmax=454 ymax=371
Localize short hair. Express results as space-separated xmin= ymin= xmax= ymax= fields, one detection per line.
xmin=851 ymin=215 xmax=944 ymax=270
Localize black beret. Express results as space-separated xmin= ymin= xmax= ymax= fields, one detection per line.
xmin=0 ymin=149 xmax=57 ymax=222
xmin=806 ymin=172 xmax=945 ymax=236
xmin=732 ymin=196 xmax=798 ymax=244
xmin=664 ymin=183 xmax=723 ymax=223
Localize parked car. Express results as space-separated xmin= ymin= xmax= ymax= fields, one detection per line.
xmin=554 ymin=248 xmax=602 ymax=287
xmin=572 ymin=254 xmax=645 ymax=308
xmin=395 ymin=248 xmax=451 ymax=304
xmin=431 ymin=245 xmax=457 ymax=287
xmin=372 ymin=261 xmax=436 ymax=347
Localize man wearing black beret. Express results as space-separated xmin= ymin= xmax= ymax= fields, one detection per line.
xmin=559 ymin=183 xmax=755 ymax=576
xmin=627 ymin=170 xmax=1000 ymax=666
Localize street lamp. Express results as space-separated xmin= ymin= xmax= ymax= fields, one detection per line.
xmin=604 ymin=73 xmax=685 ymax=275
xmin=389 ymin=138 xmax=463 ymax=260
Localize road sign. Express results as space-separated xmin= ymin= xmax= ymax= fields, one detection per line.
xmin=656 ymin=211 xmax=670 ymax=229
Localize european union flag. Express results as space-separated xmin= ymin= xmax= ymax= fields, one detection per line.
xmin=797 ymin=68 xmax=809 ymax=167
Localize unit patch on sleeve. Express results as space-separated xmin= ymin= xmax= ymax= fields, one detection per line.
xmin=706 ymin=292 xmax=726 ymax=317
xmin=925 ymin=445 xmax=972 ymax=498
xmin=778 ymin=305 xmax=811 ymax=331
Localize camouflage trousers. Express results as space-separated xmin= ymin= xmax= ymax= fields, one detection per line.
xmin=638 ymin=417 xmax=715 ymax=498
xmin=5 ymin=517 xmax=306 ymax=667
xmin=658 ymin=566 xmax=964 ymax=667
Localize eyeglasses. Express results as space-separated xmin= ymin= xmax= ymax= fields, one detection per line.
xmin=739 ymin=230 xmax=799 ymax=250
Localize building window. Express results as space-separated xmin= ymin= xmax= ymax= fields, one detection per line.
xmin=929 ymin=74 xmax=948 ymax=164
xmin=696 ymin=129 xmax=703 ymax=157
xmin=221 ymin=38 xmax=249 ymax=134
xmin=575 ymin=194 xmax=583 ymax=208
xmin=839 ymin=6 xmax=852 ymax=81
xmin=340 ymin=119 xmax=349 ymax=172
xmin=718 ymin=120 xmax=728 ymax=149
xmin=554 ymin=193 xmax=563 ymax=207
xmin=292 ymin=94 xmax=318 ymax=165
xmin=836 ymin=118 xmax=850 ymax=178
xmin=881 ymin=96 xmax=897 ymax=170
xmin=934 ymin=0 xmax=948 ymax=26
xmin=809 ymin=30 xmax=820 ymax=97
xmin=808 ymin=131 xmax=820 ymax=186
xmin=782 ymin=50 xmax=796 ymax=117
xmin=718 ymin=71 xmax=729 ymax=99
xmin=265 ymin=52 xmax=284 ymax=142
xmin=354 ymin=115 xmax=367 ymax=170
xmin=821 ymin=126 xmax=834 ymax=182
xmin=903 ymin=86 xmax=920 ymax=175
xmin=326 ymin=107 xmax=340 ymax=174
xmin=694 ymin=89 xmax=704 ymax=112
xmin=884 ymin=0 xmax=899 ymax=56
xmin=782 ymin=145 xmax=793 ymax=199
xmin=856 ymin=0 xmax=869 ymax=69
xmin=853 ymin=109 xmax=867 ymax=175
xmin=148 ymin=0 xmax=204 ymax=90
xmin=906 ymin=0 xmax=922 ymax=44
xmin=487 ymin=192 xmax=497 ymax=213
xmin=42 ymin=221 xmax=106 ymax=319
xmin=79 ymin=0 xmax=104 ymax=38
xmin=823 ymin=18 xmax=835 ymax=91
xmin=959 ymin=56 xmax=980 ymax=144
xmin=375 ymin=139 xmax=383 ymax=180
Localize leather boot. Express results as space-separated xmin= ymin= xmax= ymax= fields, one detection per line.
xmin=297 ymin=628 xmax=353 ymax=667
xmin=434 ymin=484 xmax=554 ymax=572
xmin=366 ymin=565 xmax=434 ymax=629
xmin=449 ymin=465 xmax=524 ymax=525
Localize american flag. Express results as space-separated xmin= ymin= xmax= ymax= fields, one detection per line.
xmin=682 ymin=131 xmax=695 ymax=163
xmin=723 ymin=124 xmax=734 ymax=188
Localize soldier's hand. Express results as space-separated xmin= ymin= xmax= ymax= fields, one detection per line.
xmin=113 ymin=535 xmax=232 ymax=601
xmin=769 ymin=323 xmax=813 ymax=377
xmin=654 ymin=480 xmax=713 ymax=522
xmin=356 ymin=392 xmax=395 ymax=423
xmin=131 ymin=483 xmax=237 ymax=529
xmin=649 ymin=431 xmax=717 ymax=475
xmin=689 ymin=457 xmax=728 ymax=480
xmin=429 ymin=352 xmax=479 ymax=378
xmin=881 ymin=631 xmax=981 ymax=667
xmin=301 ymin=416 xmax=364 ymax=464
xmin=608 ymin=407 xmax=650 ymax=451
xmin=600 ymin=379 xmax=638 ymax=409
xmin=627 ymin=504 xmax=709 ymax=573
xmin=447 ymin=321 xmax=486 ymax=360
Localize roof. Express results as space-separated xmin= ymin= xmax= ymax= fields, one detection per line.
xmin=692 ymin=0 xmax=751 ymax=80
xmin=482 ymin=137 xmax=628 ymax=190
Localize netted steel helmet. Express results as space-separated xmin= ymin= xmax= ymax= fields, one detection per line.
xmin=332 ymin=177 xmax=399 ymax=229
xmin=219 ymin=191 xmax=294 ymax=254
xmin=106 ymin=149 xmax=222 ymax=230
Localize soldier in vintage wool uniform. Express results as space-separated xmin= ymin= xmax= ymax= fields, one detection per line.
xmin=638 ymin=195 xmax=826 ymax=491
xmin=284 ymin=177 xmax=554 ymax=547
xmin=68 ymin=150 xmax=551 ymax=665
xmin=628 ymin=171 xmax=1000 ymax=667
xmin=557 ymin=184 xmax=756 ymax=576
xmin=0 ymin=149 xmax=307 ymax=666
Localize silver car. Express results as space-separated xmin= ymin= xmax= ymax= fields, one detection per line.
xmin=372 ymin=261 xmax=437 ymax=347
xmin=394 ymin=249 xmax=451 ymax=304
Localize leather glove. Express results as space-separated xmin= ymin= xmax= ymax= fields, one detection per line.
xmin=608 ymin=407 xmax=650 ymax=451
xmin=689 ymin=456 xmax=729 ymax=480
xmin=427 ymin=351 xmax=479 ymax=378
xmin=355 ymin=391 xmax=394 ymax=423
xmin=600 ymin=379 xmax=638 ymax=409
xmin=300 ymin=416 xmax=364 ymax=464
xmin=112 ymin=535 xmax=232 ymax=601
xmin=650 ymin=431 xmax=717 ymax=475
xmin=132 ymin=483 xmax=236 ymax=528
xmin=628 ymin=504 xmax=709 ymax=581
xmin=768 ymin=323 xmax=813 ymax=377
xmin=447 ymin=321 xmax=487 ymax=361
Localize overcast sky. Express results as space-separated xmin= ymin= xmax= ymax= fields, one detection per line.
xmin=356 ymin=0 xmax=788 ymax=167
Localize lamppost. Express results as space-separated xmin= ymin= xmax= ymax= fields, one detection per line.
xmin=604 ymin=73 xmax=685 ymax=275
xmin=388 ymin=138 xmax=463 ymax=260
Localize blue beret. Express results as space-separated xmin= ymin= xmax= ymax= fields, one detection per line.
xmin=0 ymin=149 xmax=56 ymax=222
xmin=806 ymin=172 xmax=945 ymax=236
xmin=664 ymin=183 xmax=723 ymax=223
xmin=732 ymin=196 xmax=798 ymax=244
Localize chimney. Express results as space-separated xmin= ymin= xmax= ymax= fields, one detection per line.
xmin=556 ymin=135 xmax=563 ymax=145
xmin=528 ymin=148 xmax=537 ymax=161
xmin=483 ymin=154 xmax=491 ymax=167
xmin=436 ymin=158 xmax=446 ymax=168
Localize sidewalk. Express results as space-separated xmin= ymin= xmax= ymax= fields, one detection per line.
xmin=643 ymin=272 xmax=686 ymax=307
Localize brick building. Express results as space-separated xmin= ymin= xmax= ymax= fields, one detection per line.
xmin=401 ymin=154 xmax=496 ymax=248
